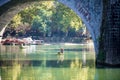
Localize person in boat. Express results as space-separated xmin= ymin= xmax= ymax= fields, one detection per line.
xmin=60 ymin=48 xmax=64 ymax=54
xmin=58 ymin=48 xmax=64 ymax=55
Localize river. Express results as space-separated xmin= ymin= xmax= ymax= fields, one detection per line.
xmin=0 ymin=43 xmax=120 ymax=80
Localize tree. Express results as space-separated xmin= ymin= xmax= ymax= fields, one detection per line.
xmin=9 ymin=14 xmax=22 ymax=28
xmin=7 ymin=1 xmax=85 ymax=38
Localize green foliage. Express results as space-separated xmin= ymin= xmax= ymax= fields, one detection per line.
xmin=9 ymin=14 xmax=22 ymax=28
xmin=32 ymin=16 xmax=42 ymax=30
xmin=8 ymin=1 xmax=85 ymax=37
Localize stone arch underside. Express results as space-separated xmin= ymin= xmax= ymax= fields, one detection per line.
xmin=0 ymin=0 xmax=103 ymax=55
xmin=58 ymin=0 xmax=103 ymax=56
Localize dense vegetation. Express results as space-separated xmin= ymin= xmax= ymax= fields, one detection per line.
xmin=4 ymin=1 xmax=86 ymax=40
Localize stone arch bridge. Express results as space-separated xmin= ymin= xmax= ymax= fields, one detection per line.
xmin=0 ymin=0 xmax=120 ymax=65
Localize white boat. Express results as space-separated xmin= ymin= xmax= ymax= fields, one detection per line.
xmin=31 ymin=40 xmax=44 ymax=45
xmin=23 ymin=37 xmax=33 ymax=45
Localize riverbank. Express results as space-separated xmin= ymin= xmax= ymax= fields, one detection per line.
xmin=44 ymin=37 xmax=91 ymax=43
xmin=45 ymin=40 xmax=94 ymax=45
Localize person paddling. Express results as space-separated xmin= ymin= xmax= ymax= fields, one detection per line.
xmin=60 ymin=48 xmax=64 ymax=54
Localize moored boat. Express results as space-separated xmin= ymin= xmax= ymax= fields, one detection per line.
xmin=31 ymin=40 xmax=44 ymax=45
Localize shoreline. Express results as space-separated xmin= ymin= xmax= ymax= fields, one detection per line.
xmin=44 ymin=42 xmax=94 ymax=46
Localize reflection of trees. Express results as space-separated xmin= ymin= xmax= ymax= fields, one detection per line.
xmin=0 ymin=45 xmax=23 ymax=60
xmin=0 ymin=62 xmax=95 ymax=80
xmin=0 ymin=45 xmax=36 ymax=60
xmin=0 ymin=44 xmax=96 ymax=80
xmin=18 ymin=67 xmax=55 ymax=80
xmin=69 ymin=56 xmax=95 ymax=80
xmin=0 ymin=62 xmax=21 ymax=80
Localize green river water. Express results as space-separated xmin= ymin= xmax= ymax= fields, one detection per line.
xmin=0 ymin=43 xmax=120 ymax=80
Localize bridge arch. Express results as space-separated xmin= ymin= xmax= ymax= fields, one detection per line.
xmin=0 ymin=0 xmax=103 ymax=56
xmin=58 ymin=0 xmax=103 ymax=55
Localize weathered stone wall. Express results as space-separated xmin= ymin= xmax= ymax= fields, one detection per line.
xmin=0 ymin=0 xmax=40 ymax=31
xmin=58 ymin=0 xmax=103 ymax=55
xmin=105 ymin=0 xmax=120 ymax=64
xmin=98 ymin=0 xmax=120 ymax=65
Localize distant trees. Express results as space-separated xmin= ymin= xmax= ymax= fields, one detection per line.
xmin=4 ymin=1 xmax=86 ymax=39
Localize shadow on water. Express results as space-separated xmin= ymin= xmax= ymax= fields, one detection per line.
xmin=0 ymin=59 xmax=95 ymax=68
xmin=96 ymin=61 xmax=120 ymax=69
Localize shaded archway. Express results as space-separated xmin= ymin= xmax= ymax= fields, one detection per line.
xmin=0 ymin=0 xmax=103 ymax=55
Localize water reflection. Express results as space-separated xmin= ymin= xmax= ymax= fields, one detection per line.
xmin=0 ymin=61 xmax=21 ymax=80
xmin=0 ymin=62 xmax=95 ymax=80
xmin=82 ymin=49 xmax=86 ymax=67
xmin=57 ymin=54 xmax=64 ymax=64
xmin=0 ymin=44 xmax=119 ymax=80
xmin=21 ymin=45 xmax=36 ymax=56
xmin=0 ymin=44 xmax=95 ymax=80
